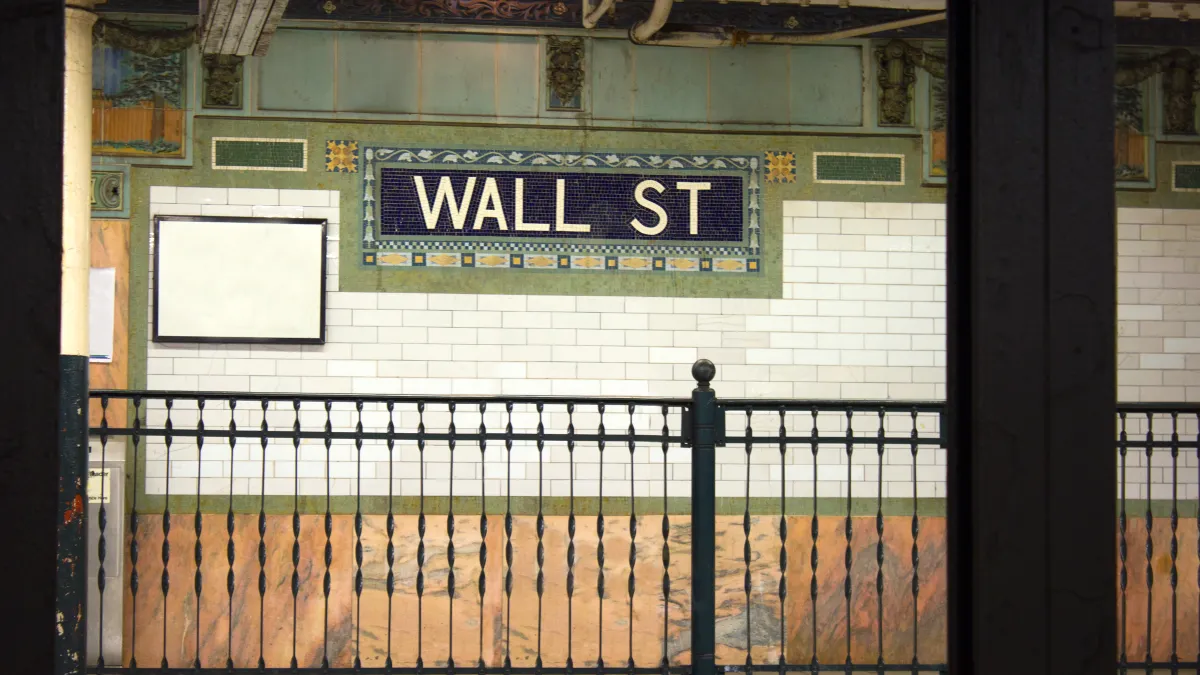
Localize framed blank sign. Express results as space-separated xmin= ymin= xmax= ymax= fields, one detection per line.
xmin=153 ymin=216 xmax=327 ymax=344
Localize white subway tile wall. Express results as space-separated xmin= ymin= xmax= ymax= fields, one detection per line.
xmin=140 ymin=192 xmax=1197 ymax=500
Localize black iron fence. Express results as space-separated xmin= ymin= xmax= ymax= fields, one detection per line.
xmin=77 ymin=362 xmax=1200 ymax=674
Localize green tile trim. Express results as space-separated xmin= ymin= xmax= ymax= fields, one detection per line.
xmin=813 ymin=152 xmax=905 ymax=186
xmin=1173 ymin=162 xmax=1200 ymax=192
xmin=211 ymin=137 xmax=308 ymax=171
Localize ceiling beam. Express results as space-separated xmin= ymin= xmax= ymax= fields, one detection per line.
xmin=198 ymin=0 xmax=288 ymax=55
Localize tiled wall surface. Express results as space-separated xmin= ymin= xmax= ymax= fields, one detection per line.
xmin=142 ymin=190 xmax=1198 ymax=501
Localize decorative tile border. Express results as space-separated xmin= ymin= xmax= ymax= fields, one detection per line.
xmin=90 ymin=164 xmax=129 ymax=219
xmin=1172 ymin=161 xmax=1200 ymax=192
xmin=764 ymin=151 xmax=796 ymax=183
xmin=812 ymin=151 xmax=905 ymax=186
xmin=357 ymin=145 xmax=763 ymax=274
xmin=325 ymin=140 xmax=358 ymax=173
xmin=211 ymin=137 xmax=308 ymax=171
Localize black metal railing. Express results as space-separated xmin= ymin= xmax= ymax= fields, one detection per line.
xmin=77 ymin=362 xmax=1200 ymax=674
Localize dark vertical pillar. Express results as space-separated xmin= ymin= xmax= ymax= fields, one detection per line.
xmin=689 ymin=359 xmax=717 ymax=675
xmin=946 ymin=0 xmax=1117 ymax=674
xmin=0 ymin=1 xmax=66 ymax=674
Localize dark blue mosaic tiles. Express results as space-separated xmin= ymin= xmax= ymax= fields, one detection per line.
xmin=378 ymin=167 xmax=745 ymax=243
xmin=358 ymin=147 xmax=762 ymax=273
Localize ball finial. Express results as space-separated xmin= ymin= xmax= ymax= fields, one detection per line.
xmin=692 ymin=359 xmax=716 ymax=387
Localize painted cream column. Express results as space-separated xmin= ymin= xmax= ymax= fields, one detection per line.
xmin=62 ymin=1 xmax=98 ymax=356
xmin=57 ymin=4 xmax=99 ymax=674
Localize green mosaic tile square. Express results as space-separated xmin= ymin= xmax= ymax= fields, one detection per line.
xmin=1175 ymin=163 xmax=1200 ymax=191
xmin=814 ymin=153 xmax=904 ymax=185
xmin=212 ymin=138 xmax=306 ymax=170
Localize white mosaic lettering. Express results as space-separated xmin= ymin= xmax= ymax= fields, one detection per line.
xmin=555 ymin=178 xmax=590 ymax=233
xmin=413 ymin=175 xmax=476 ymax=230
xmin=676 ymin=181 xmax=711 ymax=235
xmin=514 ymin=178 xmax=550 ymax=232
xmin=472 ymin=177 xmax=509 ymax=231
xmin=630 ymin=179 xmax=668 ymax=236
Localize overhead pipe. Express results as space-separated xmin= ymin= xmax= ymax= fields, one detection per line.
xmin=582 ymin=0 xmax=618 ymax=29
xmin=629 ymin=0 xmax=675 ymax=43
xmin=631 ymin=10 xmax=946 ymax=47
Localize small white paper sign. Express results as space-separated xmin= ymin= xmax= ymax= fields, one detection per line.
xmin=89 ymin=267 xmax=115 ymax=363
xmin=87 ymin=468 xmax=111 ymax=504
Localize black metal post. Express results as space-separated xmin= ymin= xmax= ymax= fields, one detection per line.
xmin=56 ymin=360 xmax=90 ymax=675
xmin=0 ymin=2 xmax=66 ymax=674
xmin=690 ymin=360 xmax=717 ymax=675
xmin=946 ymin=0 xmax=1116 ymax=673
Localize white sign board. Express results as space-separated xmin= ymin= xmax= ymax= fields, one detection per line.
xmin=89 ymin=267 xmax=115 ymax=362
xmin=87 ymin=468 xmax=111 ymax=504
xmin=153 ymin=216 xmax=327 ymax=344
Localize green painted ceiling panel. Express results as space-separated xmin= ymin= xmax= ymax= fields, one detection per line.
xmin=789 ymin=45 xmax=863 ymax=126
xmin=590 ymin=39 xmax=634 ymax=121
xmin=336 ymin=31 xmax=419 ymax=114
xmin=708 ymin=45 xmax=789 ymax=125
xmin=420 ymin=33 xmax=498 ymax=117
xmin=632 ymin=45 xmax=709 ymax=123
xmin=494 ymin=36 xmax=540 ymax=118
xmin=257 ymin=29 xmax=336 ymax=112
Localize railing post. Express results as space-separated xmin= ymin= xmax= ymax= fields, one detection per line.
xmin=689 ymin=359 xmax=717 ymax=675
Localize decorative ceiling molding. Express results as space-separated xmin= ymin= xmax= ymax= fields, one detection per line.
xmin=92 ymin=18 xmax=198 ymax=56
xmin=94 ymin=0 xmax=1200 ymax=45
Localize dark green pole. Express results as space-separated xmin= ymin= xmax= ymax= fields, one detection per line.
xmin=56 ymin=356 xmax=90 ymax=675
xmin=690 ymin=359 xmax=717 ymax=675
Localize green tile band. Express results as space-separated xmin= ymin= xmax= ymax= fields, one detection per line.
xmin=212 ymin=138 xmax=307 ymax=170
xmin=814 ymin=152 xmax=905 ymax=185
xmin=1174 ymin=162 xmax=1200 ymax=191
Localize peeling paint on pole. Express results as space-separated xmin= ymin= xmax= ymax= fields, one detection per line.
xmin=56 ymin=355 xmax=89 ymax=675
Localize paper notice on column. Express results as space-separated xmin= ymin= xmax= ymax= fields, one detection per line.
xmin=89 ymin=267 xmax=115 ymax=363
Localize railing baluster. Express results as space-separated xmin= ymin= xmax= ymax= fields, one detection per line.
xmin=161 ymin=397 xmax=173 ymax=670
xmin=503 ymin=403 xmax=513 ymax=675
xmin=258 ymin=400 xmax=269 ymax=671
xmin=417 ymin=401 xmax=427 ymax=673
xmin=875 ymin=409 xmax=885 ymax=675
xmin=1146 ymin=412 xmax=1155 ymax=675
xmin=1119 ymin=412 xmax=1129 ymax=675
xmin=291 ymin=399 xmax=301 ymax=671
xmin=129 ymin=395 xmax=142 ymax=670
xmin=809 ymin=407 xmax=819 ymax=675
xmin=844 ymin=409 xmax=854 ymax=675
xmin=194 ymin=398 xmax=205 ymax=671
xmin=779 ymin=407 xmax=788 ymax=675
xmin=536 ymin=402 xmax=546 ymax=674
xmin=386 ymin=401 xmax=397 ymax=674
xmin=568 ymin=403 xmax=577 ymax=675
xmin=355 ymin=400 xmax=365 ymax=671
xmin=744 ymin=407 xmax=753 ymax=669
xmin=1171 ymin=413 xmax=1180 ymax=667
xmin=448 ymin=402 xmax=458 ymax=674
xmin=226 ymin=399 xmax=237 ymax=670
xmin=1171 ymin=412 xmax=1180 ymax=674
xmin=322 ymin=400 xmax=333 ymax=671
xmin=97 ymin=397 xmax=109 ymax=674
xmin=627 ymin=403 xmax=637 ymax=675
xmin=598 ymin=402 xmax=607 ymax=673
xmin=659 ymin=405 xmax=670 ymax=675
xmin=478 ymin=402 xmax=488 ymax=674
xmin=909 ymin=409 xmax=920 ymax=675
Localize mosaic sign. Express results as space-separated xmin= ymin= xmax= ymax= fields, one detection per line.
xmin=359 ymin=147 xmax=761 ymax=273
